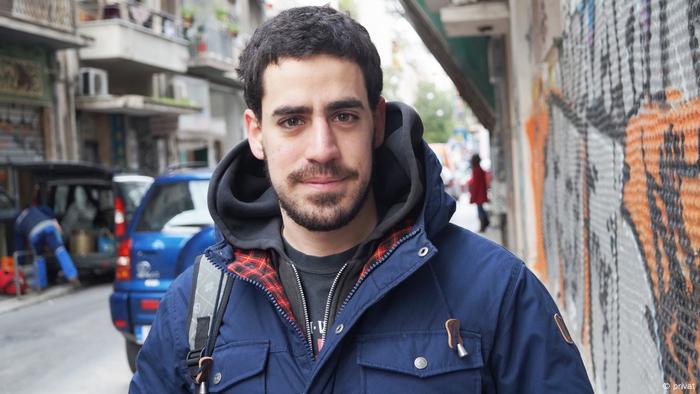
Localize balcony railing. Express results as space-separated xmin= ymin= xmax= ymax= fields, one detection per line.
xmin=190 ymin=26 xmax=237 ymax=63
xmin=0 ymin=0 xmax=76 ymax=32
xmin=78 ymin=1 xmax=185 ymax=41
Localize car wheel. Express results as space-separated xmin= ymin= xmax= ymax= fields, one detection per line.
xmin=125 ymin=339 xmax=141 ymax=373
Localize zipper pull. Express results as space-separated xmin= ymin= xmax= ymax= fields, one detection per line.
xmin=445 ymin=318 xmax=468 ymax=358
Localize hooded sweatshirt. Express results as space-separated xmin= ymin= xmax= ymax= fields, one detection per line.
xmin=207 ymin=102 xmax=426 ymax=352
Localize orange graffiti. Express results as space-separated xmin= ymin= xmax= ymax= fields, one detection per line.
xmin=525 ymin=105 xmax=549 ymax=283
xmin=622 ymin=89 xmax=700 ymax=387
xmin=527 ymin=85 xmax=592 ymax=350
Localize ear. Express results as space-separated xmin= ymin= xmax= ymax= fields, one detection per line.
xmin=245 ymin=109 xmax=265 ymax=160
xmin=372 ymin=96 xmax=386 ymax=149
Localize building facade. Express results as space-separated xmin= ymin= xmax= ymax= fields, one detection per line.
xmin=0 ymin=0 xmax=88 ymax=165
xmin=74 ymin=0 xmax=264 ymax=175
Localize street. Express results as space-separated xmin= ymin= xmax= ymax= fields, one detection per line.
xmin=0 ymin=283 xmax=132 ymax=394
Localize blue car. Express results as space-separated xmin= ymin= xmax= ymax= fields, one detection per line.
xmin=109 ymin=167 xmax=215 ymax=372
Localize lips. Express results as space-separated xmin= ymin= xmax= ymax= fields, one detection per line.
xmin=302 ymin=177 xmax=346 ymax=189
xmin=299 ymin=176 xmax=348 ymax=192
xmin=287 ymin=163 xmax=358 ymax=185
xmin=303 ymin=177 xmax=346 ymax=184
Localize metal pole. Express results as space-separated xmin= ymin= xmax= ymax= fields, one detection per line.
xmin=12 ymin=251 xmax=20 ymax=297
xmin=11 ymin=250 xmax=35 ymax=297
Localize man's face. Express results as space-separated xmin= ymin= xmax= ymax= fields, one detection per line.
xmin=246 ymin=55 xmax=385 ymax=231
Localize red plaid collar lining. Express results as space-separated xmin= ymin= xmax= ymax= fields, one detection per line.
xmin=357 ymin=217 xmax=416 ymax=281
xmin=226 ymin=248 xmax=295 ymax=325
xmin=226 ymin=217 xmax=417 ymax=327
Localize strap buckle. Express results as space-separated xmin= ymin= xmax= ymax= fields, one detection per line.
xmin=186 ymin=347 xmax=204 ymax=380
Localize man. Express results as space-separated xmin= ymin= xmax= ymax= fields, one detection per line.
xmin=131 ymin=6 xmax=593 ymax=393
xmin=15 ymin=204 xmax=79 ymax=288
xmin=468 ymin=153 xmax=490 ymax=232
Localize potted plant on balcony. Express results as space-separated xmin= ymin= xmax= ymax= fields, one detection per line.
xmin=227 ymin=21 xmax=240 ymax=38
xmin=214 ymin=7 xmax=228 ymax=23
xmin=181 ymin=7 xmax=195 ymax=28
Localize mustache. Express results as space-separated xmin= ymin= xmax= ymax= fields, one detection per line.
xmin=287 ymin=163 xmax=359 ymax=183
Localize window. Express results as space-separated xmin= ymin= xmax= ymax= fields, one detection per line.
xmin=136 ymin=180 xmax=212 ymax=232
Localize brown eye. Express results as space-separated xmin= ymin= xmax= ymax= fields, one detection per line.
xmin=281 ymin=117 xmax=304 ymax=128
xmin=334 ymin=113 xmax=358 ymax=123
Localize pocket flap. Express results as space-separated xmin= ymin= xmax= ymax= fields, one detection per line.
xmin=208 ymin=340 xmax=269 ymax=391
xmin=357 ymin=331 xmax=483 ymax=378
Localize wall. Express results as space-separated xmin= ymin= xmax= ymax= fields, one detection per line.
xmin=507 ymin=0 xmax=539 ymax=264
xmin=513 ymin=0 xmax=700 ymax=392
xmin=76 ymin=112 xmax=112 ymax=165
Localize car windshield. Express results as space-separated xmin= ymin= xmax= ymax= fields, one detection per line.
xmin=116 ymin=181 xmax=152 ymax=214
xmin=135 ymin=180 xmax=212 ymax=232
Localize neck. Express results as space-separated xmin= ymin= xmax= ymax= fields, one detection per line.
xmin=281 ymin=192 xmax=378 ymax=257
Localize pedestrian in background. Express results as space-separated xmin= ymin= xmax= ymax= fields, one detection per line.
xmin=14 ymin=204 xmax=79 ymax=288
xmin=131 ymin=6 xmax=593 ymax=393
xmin=469 ymin=153 xmax=490 ymax=232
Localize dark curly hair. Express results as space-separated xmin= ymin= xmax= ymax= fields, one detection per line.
xmin=236 ymin=6 xmax=383 ymax=119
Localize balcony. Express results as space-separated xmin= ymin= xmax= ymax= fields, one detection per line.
xmin=187 ymin=30 xmax=242 ymax=86
xmin=77 ymin=2 xmax=189 ymax=74
xmin=76 ymin=94 xmax=202 ymax=116
xmin=183 ymin=4 xmax=243 ymax=86
xmin=188 ymin=31 xmax=236 ymax=73
xmin=75 ymin=67 xmax=202 ymax=116
xmin=0 ymin=0 xmax=89 ymax=49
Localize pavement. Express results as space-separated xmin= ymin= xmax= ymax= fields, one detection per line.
xmin=449 ymin=194 xmax=503 ymax=245
xmin=0 ymin=283 xmax=77 ymax=315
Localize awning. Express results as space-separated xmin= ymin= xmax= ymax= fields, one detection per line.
xmin=399 ymin=0 xmax=496 ymax=131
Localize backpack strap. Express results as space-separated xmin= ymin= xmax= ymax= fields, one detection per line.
xmin=186 ymin=254 xmax=234 ymax=387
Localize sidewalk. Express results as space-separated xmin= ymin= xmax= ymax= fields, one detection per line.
xmin=450 ymin=194 xmax=503 ymax=245
xmin=0 ymin=284 xmax=76 ymax=315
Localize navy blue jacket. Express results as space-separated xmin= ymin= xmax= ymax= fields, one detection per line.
xmin=14 ymin=205 xmax=56 ymax=250
xmin=15 ymin=205 xmax=54 ymax=236
xmin=131 ymin=104 xmax=593 ymax=393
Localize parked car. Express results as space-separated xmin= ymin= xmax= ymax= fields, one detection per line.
xmin=109 ymin=166 xmax=214 ymax=372
xmin=113 ymin=174 xmax=154 ymax=239
xmin=6 ymin=162 xmax=153 ymax=280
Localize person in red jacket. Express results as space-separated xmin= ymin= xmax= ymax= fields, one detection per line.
xmin=468 ymin=154 xmax=490 ymax=232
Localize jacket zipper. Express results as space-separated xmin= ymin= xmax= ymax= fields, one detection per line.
xmin=289 ymin=260 xmax=350 ymax=354
xmin=289 ymin=263 xmax=314 ymax=355
xmin=337 ymin=228 xmax=421 ymax=314
xmin=206 ymin=250 xmax=315 ymax=359
xmin=320 ymin=262 xmax=349 ymax=344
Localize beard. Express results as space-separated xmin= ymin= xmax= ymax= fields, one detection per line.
xmin=266 ymin=156 xmax=373 ymax=232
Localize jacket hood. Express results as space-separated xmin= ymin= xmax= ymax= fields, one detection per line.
xmin=207 ymin=101 xmax=454 ymax=251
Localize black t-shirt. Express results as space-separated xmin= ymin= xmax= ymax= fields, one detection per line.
xmin=283 ymin=239 xmax=358 ymax=354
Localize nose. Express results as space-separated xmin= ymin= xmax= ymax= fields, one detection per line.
xmin=305 ymin=117 xmax=340 ymax=164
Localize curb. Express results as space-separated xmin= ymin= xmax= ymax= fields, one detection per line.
xmin=0 ymin=284 xmax=77 ymax=315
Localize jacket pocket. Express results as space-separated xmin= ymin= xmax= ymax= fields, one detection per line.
xmin=357 ymin=331 xmax=483 ymax=394
xmin=207 ymin=339 xmax=269 ymax=393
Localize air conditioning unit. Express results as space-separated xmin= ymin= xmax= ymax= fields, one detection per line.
xmin=79 ymin=67 xmax=109 ymax=96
